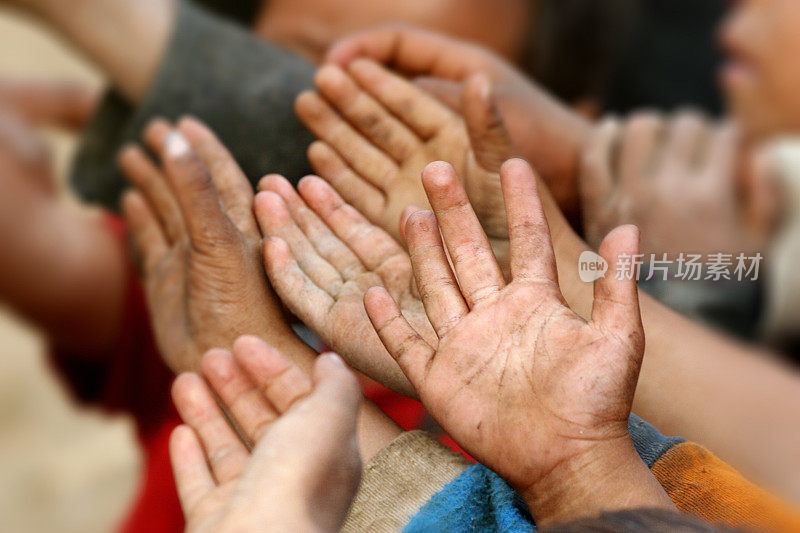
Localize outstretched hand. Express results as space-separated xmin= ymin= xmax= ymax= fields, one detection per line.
xmin=364 ymin=159 xmax=673 ymax=525
xmin=254 ymin=173 xmax=431 ymax=397
xmin=170 ymin=336 xmax=361 ymax=533
xmin=295 ymin=59 xmax=517 ymax=266
xmin=120 ymin=117 xmax=299 ymax=372
xmin=323 ymin=24 xmax=591 ymax=213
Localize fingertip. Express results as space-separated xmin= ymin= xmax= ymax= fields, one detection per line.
xmin=294 ymin=90 xmax=321 ymax=117
xmin=233 ymin=334 xmax=271 ymax=355
xmin=421 ymin=161 xmax=457 ymax=191
xmin=171 ymin=372 xmax=204 ymax=409
xmin=164 ymin=130 xmax=192 ymax=159
xmin=314 ymin=64 xmax=348 ymax=92
xmin=399 ymin=205 xmax=424 ymax=241
xmin=199 ymin=348 xmax=235 ymax=381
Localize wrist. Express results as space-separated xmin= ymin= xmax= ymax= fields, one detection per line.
xmin=520 ymin=437 xmax=675 ymax=527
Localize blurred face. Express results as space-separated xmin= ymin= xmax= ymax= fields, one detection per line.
xmin=255 ymin=0 xmax=531 ymax=63
xmin=719 ymin=0 xmax=800 ymax=140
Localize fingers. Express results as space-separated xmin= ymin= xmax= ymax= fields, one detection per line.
xmin=664 ymin=110 xmax=709 ymax=170
xmin=306 ymin=141 xmax=385 ymax=221
xmin=0 ymin=79 xmax=97 ymax=130
xmin=121 ymin=190 xmax=168 ymax=276
xmin=296 ymin=175 xmax=410 ymax=281
xmin=171 ymin=373 xmax=250 ymax=484
xmin=703 ymin=122 xmax=739 ymax=190
xmin=579 ymin=118 xmax=619 ymax=215
xmin=118 ymin=144 xmax=185 ymax=243
xmin=177 ymin=117 xmax=258 ymax=235
xmin=591 ymin=225 xmax=644 ymax=346
xmin=232 ymin=336 xmax=314 ymax=414
xmin=314 ymin=65 xmax=421 ymax=162
xmin=261 ymin=235 xmax=338 ymax=329
xmin=169 ymin=425 xmax=215 ymax=517
xmin=421 ymin=162 xmax=505 ymax=307
xmin=324 ymin=24 xmax=490 ymax=81
xmin=462 ymin=74 xmax=516 ymax=172
xmin=347 ymin=59 xmax=454 ymax=140
xmin=295 ymin=90 xmax=397 ymax=191
xmin=364 ymin=286 xmax=434 ymax=386
xmin=306 ymin=352 xmax=362 ymax=430
xmin=259 ymin=174 xmax=365 ymax=279
xmin=500 ymin=159 xmax=559 ymax=283
xmin=160 ymin=130 xmax=235 ymax=251
xmin=618 ymin=112 xmax=662 ymax=189
xmin=404 ymin=210 xmax=468 ymax=337
xmin=254 ymin=190 xmax=344 ymax=296
xmin=200 ymin=349 xmax=279 ymax=445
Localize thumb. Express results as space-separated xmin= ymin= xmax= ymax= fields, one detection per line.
xmin=462 ymin=74 xmax=517 ymax=173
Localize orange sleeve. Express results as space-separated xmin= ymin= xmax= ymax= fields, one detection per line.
xmin=652 ymin=441 xmax=800 ymax=532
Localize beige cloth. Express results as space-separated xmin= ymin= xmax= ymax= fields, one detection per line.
xmin=762 ymin=139 xmax=800 ymax=341
xmin=343 ymin=431 xmax=471 ymax=533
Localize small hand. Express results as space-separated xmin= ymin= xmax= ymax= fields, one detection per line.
xmin=170 ymin=336 xmax=361 ymax=533
xmin=364 ymin=159 xmax=673 ymax=525
xmin=579 ymin=112 xmax=774 ymax=257
xmin=120 ymin=117 xmax=297 ymax=372
xmin=295 ymin=60 xmax=516 ymax=266
xmin=323 ymin=24 xmax=592 ymax=213
xmin=254 ymin=173 xmax=431 ymax=397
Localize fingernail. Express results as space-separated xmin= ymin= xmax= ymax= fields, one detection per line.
xmin=320 ymin=352 xmax=345 ymax=366
xmin=165 ymin=130 xmax=191 ymax=158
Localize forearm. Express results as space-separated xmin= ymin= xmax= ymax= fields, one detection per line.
xmin=547 ymin=189 xmax=800 ymax=498
xmin=0 ymin=199 xmax=126 ymax=354
xmin=24 ymin=0 xmax=174 ymax=102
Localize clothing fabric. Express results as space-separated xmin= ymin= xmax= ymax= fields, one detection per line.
xmin=404 ymin=415 xmax=800 ymax=533
xmin=70 ymin=0 xmax=315 ymax=211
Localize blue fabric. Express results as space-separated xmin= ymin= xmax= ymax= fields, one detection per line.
xmin=403 ymin=414 xmax=682 ymax=533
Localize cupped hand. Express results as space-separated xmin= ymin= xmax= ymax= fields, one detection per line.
xmin=170 ymin=336 xmax=361 ymax=533
xmin=579 ymin=112 xmax=776 ymax=258
xmin=323 ymin=24 xmax=591 ymax=213
xmin=120 ymin=117 xmax=297 ymax=372
xmin=254 ymin=173 xmax=431 ymax=397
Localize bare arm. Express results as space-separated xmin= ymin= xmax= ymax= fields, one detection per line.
xmin=13 ymin=0 xmax=175 ymax=102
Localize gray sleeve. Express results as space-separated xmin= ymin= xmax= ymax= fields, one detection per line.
xmin=70 ymin=0 xmax=315 ymax=210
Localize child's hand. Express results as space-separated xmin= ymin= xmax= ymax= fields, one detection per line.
xmin=323 ymin=24 xmax=591 ymax=215
xmin=254 ymin=174 xmax=431 ymax=397
xmin=120 ymin=118 xmax=300 ymax=372
xmin=295 ymin=60 xmax=514 ymax=267
xmin=170 ymin=336 xmax=361 ymax=533
xmin=580 ymin=113 xmax=776 ymax=257
xmin=364 ymin=159 xmax=673 ymax=525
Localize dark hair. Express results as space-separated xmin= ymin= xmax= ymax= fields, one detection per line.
xmin=541 ymin=508 xmax=740 ymax=533
xmin=523 ymin=0 xmax=638 ymax=103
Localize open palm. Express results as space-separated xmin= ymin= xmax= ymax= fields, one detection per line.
xmin=365 ymin=160 xmax=645 ymax=499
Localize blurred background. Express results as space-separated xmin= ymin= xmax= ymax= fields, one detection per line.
xmin=0 ymin=8 xmax=139 ymax=533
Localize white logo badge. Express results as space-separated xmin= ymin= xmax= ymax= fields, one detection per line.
xmin=578 ymin=251 xmax=608 ymax=283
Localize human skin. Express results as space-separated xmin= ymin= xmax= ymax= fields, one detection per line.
xmin=364 ymin=159 xmax=675 ymax=525
xmin=324 ymin=25 xmax=593 ymax=217
xmin=121 ymin=117 xmax=400 ymax=461
xmin=0 ymin=0 xmax=532 ymax=357
xmin=719 ymin=0 xmax=800 ymax=141
xmin=0 ymin=104 xmax=126 ymax=354
xmin=170 ymin=336 xmax=361 ymax=533
xmin=579 ymin=112 xmax=777 ymax=258
xmin=295 ymin=59 xmax=800 ymax=501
